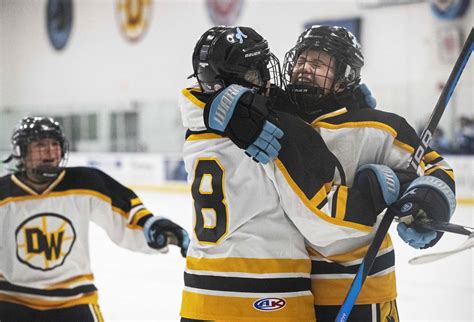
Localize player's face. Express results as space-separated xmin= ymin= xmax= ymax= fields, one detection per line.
xmin=290 ymin=49 xmax=336 ymax=94
xmin=24 ymin=138 xmax=62 ymax=171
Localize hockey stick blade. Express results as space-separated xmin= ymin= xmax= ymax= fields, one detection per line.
xmin=409 ymin=234 xmax=474 ymax=265
xmin=336 ymin=28 xmax=474 ymax=322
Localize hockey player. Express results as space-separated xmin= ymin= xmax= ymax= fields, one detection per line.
xmin=280 ymin=25 xmax=456 ymax=321
xmin=179 ymin=26 xmax=410 ymax=322
xmin=0 ymin=117 xmax=189 ymax=322
xmin=215 ymin=25 xmax=456 ymax=321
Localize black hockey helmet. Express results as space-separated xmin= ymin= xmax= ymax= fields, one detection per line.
xmin=6 ymin=116 xmax=68 ymax=179
xmin=283 ymin=25 xmax=364 ymax=121
xmin=192 ymin=26 xmax=281 ymax=94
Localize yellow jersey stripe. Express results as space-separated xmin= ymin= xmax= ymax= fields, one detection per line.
xmin=309 ymin=185 xmax=329 ymax=207
xmin=181 ymin=87 xmax=205 ymax=109
xmin=315 ymin=121 xmax=398 ymax=138
xmin=186 ymin=257 xmax=311 ymax=274
xmin=0 ymin=291 xmax=98 ymax=310
xmin=312 ymin=271 xmax=397 ymax=305
xmin=131 ymin=197 xmax=142 ymax=206
xmin=308 ymin=234 xmax=393 ymax=263
xmin=335 ymin=186 xmax=348 ymax=220
xmin=274 ymin=159 xmax=372 ymax=232
xmin=186 ymin=133 xmax=224 ymax=141
xmin=181 ymin=289 xmax=315 ymax=321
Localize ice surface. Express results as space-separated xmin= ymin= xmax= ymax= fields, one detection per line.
xmin=90 ymin=191 xmax=473 ymax=321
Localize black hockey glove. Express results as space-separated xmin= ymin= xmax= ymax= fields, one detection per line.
xmin=353 ymin=164 xmax=418 ymax=215
xmin=203 ymin=84 xmax=284 ymax=164
xmin=392 ymin=176 xmax=456 ymax=249
xmin=143 ymin=217 xmax=190 ymax=257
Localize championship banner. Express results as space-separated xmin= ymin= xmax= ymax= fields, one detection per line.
xmin=431 ymin=0 xmax=471 ymax=19
xmin=437 ymin=25 xmax=462 ymax=64
xmin=116 ymin=0 xmax=153 ymax=43
xmin=46 ymin=0 xmax=73 ymax=50
xmin=206 ymin=0 xmax=244 ymax=26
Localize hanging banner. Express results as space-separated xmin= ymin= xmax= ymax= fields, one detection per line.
xmin=431 ymin=0 xmax=470 ymax=19
xmin=206 ymin=0 xmax=243 ymax=26
xmin=116 ymin=0 xmax=153 ymax=43
xmin=46 ymin=0 xmax=73 ymax=50
xmin=437 ymin=26 xmax=462 ymax=64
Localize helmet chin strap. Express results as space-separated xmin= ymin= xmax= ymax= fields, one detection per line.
xmin=27 ymin=165 xmax=61 ymax=184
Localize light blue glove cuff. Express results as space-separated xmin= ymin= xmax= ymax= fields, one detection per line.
xmin=404 ymin=176 xmax=456 ymax=218
xmin=397 ymin=222 xmax=437 ymax=249
xmin=208 ymin=84 xmax=253 ymax=132
xmin=356 ymin=164 xmax=400 ymax=205
xmin=143 ymin=216 xmax=165 ymax=245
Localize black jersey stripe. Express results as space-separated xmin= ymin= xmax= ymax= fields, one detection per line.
xmin=184 ymin=272 xmax=311 ymax=293
xmin=1 ymin=168 xmax=141 ymax=215
xmin=185 ymin=129 xmax=219 ymax=140
xmin=136 ymin=214 xmax=153 ymax=227
xmin=311 ymin=249 xmax=394 ymax=276
xmin=0 ymin=281 xmax=97 ymax=297
xmin=316 ymin=198 xmax=328 ymax=210
xmin=425 ymin=155 xmax=444 ymax=166
xmin=330 ymin=187 xmax=340 ymax=218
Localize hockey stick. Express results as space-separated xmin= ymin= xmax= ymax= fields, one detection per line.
xmin=417 ymin=220 xmax=473 ymax=236
xmin=336 ymin=28 xmax=474 ymax=322
xmin=409 ymin=233 xmax=474 ymax=265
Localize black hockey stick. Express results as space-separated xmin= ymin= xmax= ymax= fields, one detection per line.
xmin=417 ymin=220 xmax=473 ymax=236
xmin=336 ymin=28 xmax=474 ymax=322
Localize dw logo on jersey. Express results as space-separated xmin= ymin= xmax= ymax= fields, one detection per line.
xmin=15 ymin=213 xmax=76 ymax=271
xmin=253 ymin=297 xmax=286 ymax=311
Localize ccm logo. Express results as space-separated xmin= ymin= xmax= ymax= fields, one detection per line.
xmin=410 ymin=129 xmax=432 ymax=170
xmin=253 ymin=297 xmax=286 ymax=311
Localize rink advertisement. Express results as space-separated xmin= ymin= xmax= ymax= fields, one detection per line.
xmin=66 ymin=152 xmax=188 ymax=191
xmin=1 ymin=152 xmax=472 ymax=203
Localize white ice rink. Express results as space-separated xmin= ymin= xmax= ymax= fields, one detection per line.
xmin=90 ymin=190 xmax=473 ymax=322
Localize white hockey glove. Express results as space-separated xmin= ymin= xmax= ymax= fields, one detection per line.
xmin=144 ymin=217 xmax=190 ymax=257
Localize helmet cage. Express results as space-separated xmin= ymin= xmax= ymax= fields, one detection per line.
xmin=10 ymin=117 xmax=69 ymax=178
xmin=283 ymin=25 xmax=364 ymax=119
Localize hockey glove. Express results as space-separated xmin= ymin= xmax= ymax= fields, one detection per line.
xmin=393 ymin=176 xmax=456 ymax=249
xmin=353 ymin=164 xmax=401 ymax=215
xmin=354 ymin=83 xmax=377 ymax=109
xmin=204 ymin=84 xmax=284 ymax=164
xmin=144 ymin=217 xmax=190 ymax=257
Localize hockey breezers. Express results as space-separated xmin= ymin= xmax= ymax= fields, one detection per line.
xmin=336 ymin=28 xmax=474 ymax=322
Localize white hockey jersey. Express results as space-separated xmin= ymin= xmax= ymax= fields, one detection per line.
xmin=179 ymin=87 xmax=381 ymax=322
xmin=308 ymin=107 xmax=455 ymax=305
xmin=0 ymin=168 xmax=158 ymax=310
